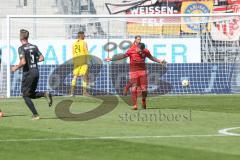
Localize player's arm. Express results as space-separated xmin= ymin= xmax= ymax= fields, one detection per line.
xmin=36 ymin=46 xmax=44 ymax=62
xmin=72 ymin=43 xmax=76 ymax=64
xmin=84 ymin=41 xmax=91 ymax=64
xmin=38 ymin=54 xmax=44 ymax=62
xmin=72 ymin=44 xmax=75 ymax=56
xmin=148 ymin=55 xmax=166 ymax=65
xmin=146 ymin=50 xmax=166 ymax=65
xmin=105 ymin=48 xmax=132 ymax=62
xmin=84 ymin=42 xmax=89 ymax=54
xmin=11 ymin=48 xmax=26 ymax=72
xmin=105 ymin=54 xmax=128 ymax=62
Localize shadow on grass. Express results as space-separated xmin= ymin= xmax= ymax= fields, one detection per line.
xmin=3 ymin=114 xmax=28 ymax=118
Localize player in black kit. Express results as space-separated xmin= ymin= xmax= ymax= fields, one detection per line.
xmin=11 ymin=29 xmax=52 ymax=120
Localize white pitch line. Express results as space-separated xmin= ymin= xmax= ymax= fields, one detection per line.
xmin=218 ymin=127 xmax=240 ymax=136
xmin=0 ymin=134 xmax=235 ymax=142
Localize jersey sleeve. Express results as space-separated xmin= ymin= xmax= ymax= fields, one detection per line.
xmin=124 ymin=47 xmax=135 ymax=57
xmin=72 ymin=43 xmax=75 ymax=57
xmin=144 ymin=49 xmax=152 ymax=58
xmin=18 ymin=47 xmax=25 ymax=59
xmin=124 ymin=50 xmax=130 ymax=57
xmin=84 ymin=41 xmax=89 ymax=55
xmin=35 ymin=45 xmax=42 ymax=56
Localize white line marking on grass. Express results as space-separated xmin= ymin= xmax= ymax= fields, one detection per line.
xmin=0 ymin=134 xmax=235 ymax=142
xmin=218 ymin=127 xmax=240 ymax=136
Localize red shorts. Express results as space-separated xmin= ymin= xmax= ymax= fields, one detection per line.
xmin=129 ymin=70 xmax=148 ymax=90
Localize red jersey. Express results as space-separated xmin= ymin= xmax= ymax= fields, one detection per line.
xmin=124 ymin=45 xmax=152 ymax=72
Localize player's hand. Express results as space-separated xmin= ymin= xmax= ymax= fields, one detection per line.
xmin=11 ymin=66 xmax=17 ymax=72
xmin=104 ymin=57 xmax=112 ymax=62
xmin=160 ymin=59 xmax=167 ymax=66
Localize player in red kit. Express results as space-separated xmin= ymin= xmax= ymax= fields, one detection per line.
xmin=123 ymin=35 xmax=141 ymax=95
xmin=105 ymin=38 xmax=166 ymax=110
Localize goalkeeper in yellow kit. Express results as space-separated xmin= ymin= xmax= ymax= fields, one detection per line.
xmin=70 ymin=31 xmax=89 ymax=96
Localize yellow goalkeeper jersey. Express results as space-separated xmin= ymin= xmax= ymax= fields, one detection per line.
xmin=72 ymin=39 xmax=89 ymax=66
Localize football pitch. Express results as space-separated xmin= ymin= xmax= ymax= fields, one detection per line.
xmin=0 ymin=95 xmax=240 ymax=160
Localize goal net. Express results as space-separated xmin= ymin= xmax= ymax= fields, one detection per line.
xmin=2 ymin=14 xmax=240 ymax=97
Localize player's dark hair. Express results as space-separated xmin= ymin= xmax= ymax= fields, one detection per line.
xmin=135 ymin=35 xmax=141 ymax=40
xmin=78 ymin=31 xmax=85 ymax=38
xmin=20 ymin=29 xmax=29 ymax=40
xmin=138 ymin=43 xmax=145 ymax=50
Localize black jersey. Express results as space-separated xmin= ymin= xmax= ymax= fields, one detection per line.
xmin=18 ymin=43 xmax=42 ymax=72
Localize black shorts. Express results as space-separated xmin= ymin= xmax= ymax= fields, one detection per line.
xmin=21 ymin=69 xmax=39 ymax=96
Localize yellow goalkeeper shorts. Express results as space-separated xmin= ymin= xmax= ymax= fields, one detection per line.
xmin=73 ymin=64 xmax=88 ymax=76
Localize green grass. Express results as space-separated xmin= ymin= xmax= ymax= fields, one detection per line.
xmin=1 ymin=95 xmax=240 ymax=160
